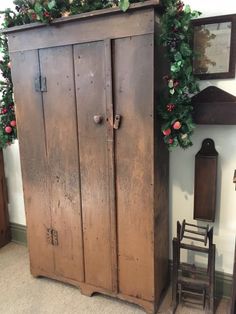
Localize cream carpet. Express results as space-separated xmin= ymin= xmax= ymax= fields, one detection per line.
xmin=0 ymin=243 xmax=229 ymax=314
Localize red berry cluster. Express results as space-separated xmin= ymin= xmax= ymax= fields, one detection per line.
xmin=31 ymin=12 xmax=37 ymax=20
xmin=166 ymin=103 xmax=175 ymax=112
xmin=1 ymin=108 xmax=8 ymax=115
xmin=163 ymin=76 xmax=180 ymax=90
xmin=177 ymin=1 xmax=184 ymax=13
xmin=43 ymin=11 xmax=51 ymax=18
xmin=162 ymin=120 xmax=182 ymax=145
xmin=173 ymin=80 xmax=179 ymax=88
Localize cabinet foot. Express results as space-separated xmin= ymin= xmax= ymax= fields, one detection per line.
xmin=80 ymin=284 xmax=95 ymax=297
xmin=30 ymin=269 xmax=41 ymax=278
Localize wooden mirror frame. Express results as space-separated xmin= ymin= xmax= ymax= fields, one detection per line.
xmin=192 ymin=14 xmax=236 ymax=80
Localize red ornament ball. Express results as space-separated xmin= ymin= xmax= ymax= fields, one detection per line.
xmin=163 ymin=128 xmax=171 ymax=136
xmin=168 ymin=138 xmax=174 ymax=144
xmin=173 ymin=121 xmax=182 ymax=130
xmin=5 ymin=126 xmax=12 ymax=134
xmin=10 ymin=120 xmax=16 ymax=127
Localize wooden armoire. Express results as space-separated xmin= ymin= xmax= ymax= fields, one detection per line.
xmin=4 ymin=1 xmax=169 ymax=313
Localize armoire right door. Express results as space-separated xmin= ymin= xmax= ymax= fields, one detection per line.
xmin=113 ymin=33 xmax=155 ymax=301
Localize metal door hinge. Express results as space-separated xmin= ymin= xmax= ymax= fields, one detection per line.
xmin=35 ymin=75 xmax=47 ymax=92
xmin=46 ymin=228 xmax=59 ymax=246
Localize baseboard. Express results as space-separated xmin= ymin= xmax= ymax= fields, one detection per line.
xmin=7 ymin=225 xmax=233 ymax=298
xmin=10 ymin=223 xmax=27 ymax=246
xmin=215 ymin=270 xmax=232 ymax=299
xmin=169 ymin=260 xmax=232 ymax=298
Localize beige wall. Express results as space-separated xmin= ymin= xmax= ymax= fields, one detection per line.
xmin=170 ymin=0 xmax=236 ymax=274
xmin=1 ymin=0 xmax=236 ymax=273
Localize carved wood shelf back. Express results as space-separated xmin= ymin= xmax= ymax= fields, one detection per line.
xmin=192 ymin=86 xmax=236 ymax=125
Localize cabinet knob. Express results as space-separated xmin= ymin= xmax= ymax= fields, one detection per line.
xmin=93 ymin=115 xmax=103 ymax=124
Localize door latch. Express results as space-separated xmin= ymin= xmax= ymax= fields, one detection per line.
xmin=113 ymin=115 xmax=121 ymax=130
xmin=46 ymin=228 xmax=59 ymax=246
xmin=35 ymin=75 xmax=47 ymax=92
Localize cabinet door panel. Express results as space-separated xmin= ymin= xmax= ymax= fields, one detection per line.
xmin=113 ymin=34 xmax=154 ymax=300
xmin=39 ymin=46 xmax=84 ymax=282
xmin=10 ymin=50 xmax=54 ymax=274
xmin=74 ymin=42 xmax=113 ymax=291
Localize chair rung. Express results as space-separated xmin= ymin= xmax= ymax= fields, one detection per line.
xmin=178 ymin=275 xmax=209 ymax=288
xmin=185 ymin=222 xmax=208 ymax=230
xmin=180 ymin=243 xmax=209 ymax=253
xmin=183 ymin=235 xmax=205 ymax=243
xmin=185 ymin=229 xmax=206 ymax=236
xmin=181 ymin=297 xmax=204 ymax=306
xmin=182 ymin=289 xmax=204 ymax=296
xmin=180 ymin=263 xmax=208 ymax=275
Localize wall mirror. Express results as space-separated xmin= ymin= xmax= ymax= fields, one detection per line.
xmin=192 ymin=14 xmax=236 ymax=79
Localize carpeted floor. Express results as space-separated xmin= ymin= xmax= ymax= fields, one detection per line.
xmin=0 ymin=243 xmax=230 ymax=314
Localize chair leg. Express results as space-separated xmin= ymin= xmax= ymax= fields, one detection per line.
xmin=172 ymin=238 xmax=179 ymax=313
xmin=208 ymin=244 xmax=215 ymax=314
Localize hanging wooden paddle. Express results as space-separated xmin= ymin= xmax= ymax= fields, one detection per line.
xmin=194 ymin=138 xmax=218 ymax=222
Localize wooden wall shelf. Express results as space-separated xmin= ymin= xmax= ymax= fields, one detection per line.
xmin=192 ymin=86 xmax=236 ymax=125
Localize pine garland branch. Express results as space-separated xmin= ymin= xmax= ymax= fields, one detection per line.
xmin=0 ymin=0 xmax=200 ymax=149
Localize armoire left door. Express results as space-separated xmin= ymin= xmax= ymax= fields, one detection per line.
xmin=11 ymin=47 xmax=85 ymax=282
xmin=11 ymin=41 xmax=116 ymax=291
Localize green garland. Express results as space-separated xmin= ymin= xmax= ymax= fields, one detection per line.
xmin=0 ymin=35 xmax=17 ymax=147
xmin=159 ymin=0 xmax=201 ymax=149
xmin=0 ymin=0 xmax=200 ymax=149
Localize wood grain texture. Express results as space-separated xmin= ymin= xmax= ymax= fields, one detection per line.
xmin=39 ymin=46 xmax=84 ymax=282
xmin=10 ymin=50 xmax=54 ymax=275
xmin=28 ymin=267 xmax=155 ymax=314
xmin=3 ymin=0 xmax=160 ymax=34
xmin=0 ymin=150 xmax=11 ymax=248
xmin=7 ymin=6 xmax=170 ymax=312
xmin=113 ymin=34 xmax=155 ymax=301
xmin=192 ymin=86 xmax=236 ymax=125
xmin=104 ymin=39 xmax=118 ymax=293
xmin=154 ymin=19 xmax=170 ymax=309
xmin=74 ymin=41 xmax=113 ymax=291
xmin=194 ymin=139 xmax=218 ymax=222
xmin=7 ymin=9 xmax=154 ymax=53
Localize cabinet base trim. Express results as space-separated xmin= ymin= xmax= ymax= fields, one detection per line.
xmin=30 ymin=267 xmax=155 ymax=314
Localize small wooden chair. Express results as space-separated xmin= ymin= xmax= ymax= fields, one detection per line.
xmin=172 ymin=220 xmax=215 ymax=314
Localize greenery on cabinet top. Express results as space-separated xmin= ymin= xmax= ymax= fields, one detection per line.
xmin=2 ymin=0 xmax=145 ymax=26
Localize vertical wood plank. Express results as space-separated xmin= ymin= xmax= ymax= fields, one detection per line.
xmin=113 ymin=34 xmax=155 ymax=301
xmin=10 ymin=50 xmax=54 ymax=275
xmin=154 ymin=19 xmax=170 ymax=305
xmin=74 ymin=41 xmax=113 ymax=291
xmin=104 ymin=39 xmax=118 ymax=293
xmin=0 ymin=150 xmax=11 ymax=248
xmin=39 ymin=46 xmax=84 ymax=282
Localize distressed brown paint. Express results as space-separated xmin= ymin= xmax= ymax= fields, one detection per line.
xmin=7 ymin=3 xmax=169 ymax=313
